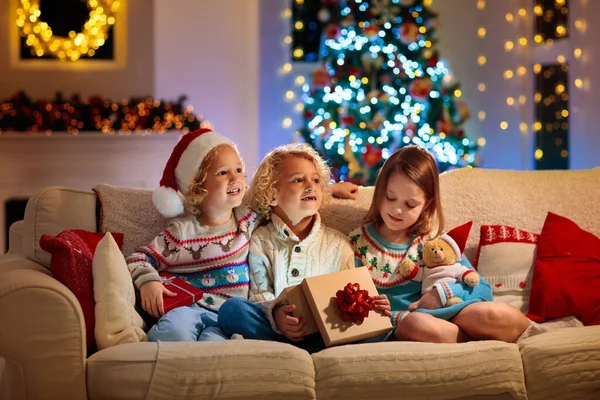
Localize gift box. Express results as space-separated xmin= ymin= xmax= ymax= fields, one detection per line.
xmin=299 ymin=266 xmax=393 ymax=347
xmin=282 ymin=284 xmax=320 ymax=335
xmin=159 ymin=272 xmax=203 ymax=313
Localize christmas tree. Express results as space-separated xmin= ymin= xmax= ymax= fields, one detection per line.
xmin=295 ymin=0 xmax=477 ymax=185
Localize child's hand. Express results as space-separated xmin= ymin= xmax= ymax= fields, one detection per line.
xmin=372 ymin=294 xmax=392 ymax=317
xmin=408 ymin=290 xmax=442 ymax=311
xmin=139 ymin=280 xmax=177 ymax=318
xmin=274 ymin=304 xmax=307 ymax=342
xmin=331 ymin=182 xmax=359 ymax=200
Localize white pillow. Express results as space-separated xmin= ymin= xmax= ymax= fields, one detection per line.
xmin=93 ymin=233 xmax=146 ymax=349
xmin=473 ymin=224 xmax=539 ymax=313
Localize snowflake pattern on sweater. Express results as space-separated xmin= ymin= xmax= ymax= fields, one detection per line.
xmin=349 ymin=223 xmax=427 ymax=326
xmin=126 ymin=206 xmax=261 ymax=312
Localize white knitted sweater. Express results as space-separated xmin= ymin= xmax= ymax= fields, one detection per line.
xmin=248 ymin=212 xmax=355 ymax=332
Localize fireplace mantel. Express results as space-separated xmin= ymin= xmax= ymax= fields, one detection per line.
xmin=0 ymin=131 xmax=183 ymax=253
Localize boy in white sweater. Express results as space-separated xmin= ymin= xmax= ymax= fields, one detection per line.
xmin=218 ymin=144 xmax=389 ymax=352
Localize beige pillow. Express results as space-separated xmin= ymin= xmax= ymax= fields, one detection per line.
xmin=94 ymin=184 xmax=169 ymax=257
xmin=93 ymin=233 xmax=146 ymax=349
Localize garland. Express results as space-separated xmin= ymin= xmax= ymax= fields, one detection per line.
xmin=16 ymin=0 xmax=120 ymax=61
xmin=0 ymin=91 xmax=209 ymax=135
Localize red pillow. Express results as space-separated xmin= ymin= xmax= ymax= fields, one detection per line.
xmin=39 ymin=230 xmax=124 ymax=353
xmin=527 ymin=212 xmax=600 ymax=325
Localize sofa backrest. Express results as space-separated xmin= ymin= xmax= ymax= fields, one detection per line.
xmin=20 ymin=168 xmax=599 ymax=269
xmin=325 ymin=167 xmax=599 ymax=258
xmin=21 ymin=187 xmax=97 ymax=266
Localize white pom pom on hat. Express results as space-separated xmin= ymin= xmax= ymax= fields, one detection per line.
xmin=153 ymin=128 xmax=235 ymax=218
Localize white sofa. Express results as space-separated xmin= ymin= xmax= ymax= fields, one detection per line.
xmin=1 ymin=167 xmax=599 ymax=400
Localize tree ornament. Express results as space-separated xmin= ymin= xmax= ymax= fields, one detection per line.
xmin=399 ymin=22 xmax=420 ymax=45
xmin=409 ymin=78 xmax=434 ymax=101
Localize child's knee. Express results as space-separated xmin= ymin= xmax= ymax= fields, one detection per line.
xmin=217 ymin=297 xmax=251 ymax=335
xmin=394 ymin=312 xmax=430 ymax=341
xmin=148 ymin=320 xmax=199 ymax=342
xmin=218 ymin=297 xmax=248 ymax=319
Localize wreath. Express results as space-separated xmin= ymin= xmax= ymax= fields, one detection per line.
xmin=16 ymin=0 xmax=120 ymax=61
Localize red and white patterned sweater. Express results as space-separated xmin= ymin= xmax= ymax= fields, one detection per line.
xmin=125 ymin=206 xmax=261 ymax=312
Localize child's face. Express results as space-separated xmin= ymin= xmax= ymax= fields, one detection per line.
xmin=272 ymin=156 xmax=322 ymax=226
xmin=379 ymin=171 xmax=427 ymax=234
xmin=201 ymin=146 xmax=246 ymax=214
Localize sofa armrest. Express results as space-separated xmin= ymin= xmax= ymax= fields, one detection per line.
xmin=0 ymin=264 xmax=87 ymax=400
xmin=7 ymin=221 xmax=24 ymax=255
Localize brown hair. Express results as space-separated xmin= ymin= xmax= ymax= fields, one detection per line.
xmin=247 ymin=143 xmax=332 ymax=219
xmin=184 ymin=144 xmax=241 ymax=216
xmin=364 ymin=145 xmax=444 ymax=237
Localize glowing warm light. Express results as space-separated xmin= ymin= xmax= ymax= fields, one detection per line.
xmin=15 ymin=0 xmax=120 ymax=61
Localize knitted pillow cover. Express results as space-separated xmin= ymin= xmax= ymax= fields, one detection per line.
xmin=527 ymin=212 xmax=600 ymax=325
xmin=39 ymin=229 xmax=124 ymax=353
xmin=94 ymin=184 xmax=169 ymax=257
xmin=473 ymin=224 xmax=539 ymax=294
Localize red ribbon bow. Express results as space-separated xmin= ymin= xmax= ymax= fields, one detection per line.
xmin=335 ymin=282 xmax=374 ymax=323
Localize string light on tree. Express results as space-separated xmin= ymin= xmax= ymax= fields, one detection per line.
xmin=293 ymin=0 xmax=478 ymax=184
xmin=16 ymin=0 xmax=120 ymax=62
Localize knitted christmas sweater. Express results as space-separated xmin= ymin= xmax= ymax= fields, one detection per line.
xmin=349 ymin=223 xmax=427 ymax=326
xmin=248 ymin=212 xmax=355 ymax=333
xmin=126 ymin=206 xmax=261 ymax=312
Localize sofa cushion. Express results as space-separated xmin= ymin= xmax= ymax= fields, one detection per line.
xmin=87 ymin=342 xmax=158 ymax=400
xmin=527 ymin=212 xmax=600 ymax=325
xmin=39 ymin=229 xmax=124 ymax=353
xmin=23 ymin=187 xmax=97 ymax=267
xmin=312 ymin=341 xmax=527 ymax=400
xmin=87 ymin=340 xmax=316 ymax=400
xmin=94 ymin=184 xmax=170 ymax=257
xmin=518 ymin=325 xmax=600 ymax=400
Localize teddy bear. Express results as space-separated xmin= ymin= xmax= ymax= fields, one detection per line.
xmin=399 ymin=228 xmax=480 ymax=307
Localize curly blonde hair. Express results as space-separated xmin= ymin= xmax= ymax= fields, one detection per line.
xmin=184 ymin=144 xmax=242 ymax=216
xmin=247 ymin=143 xmax=331 ymax=219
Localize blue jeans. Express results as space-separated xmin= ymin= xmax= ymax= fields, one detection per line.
xmin=148 ymin=303 xmax=227 ymax=342
xmin=218 ymin=297 xmax=327 ymax=353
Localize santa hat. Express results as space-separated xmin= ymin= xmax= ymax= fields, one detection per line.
xmin=439 ymin=221 xmax=472 ymax=261
xmin=153 ymin=128 xmax=235 ymax=218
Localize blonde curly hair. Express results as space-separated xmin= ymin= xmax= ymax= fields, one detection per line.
xmin=247 ymin=143 xmax=331 ymax=219
xmin=184 ymin=144 xmax=243 ymax=216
